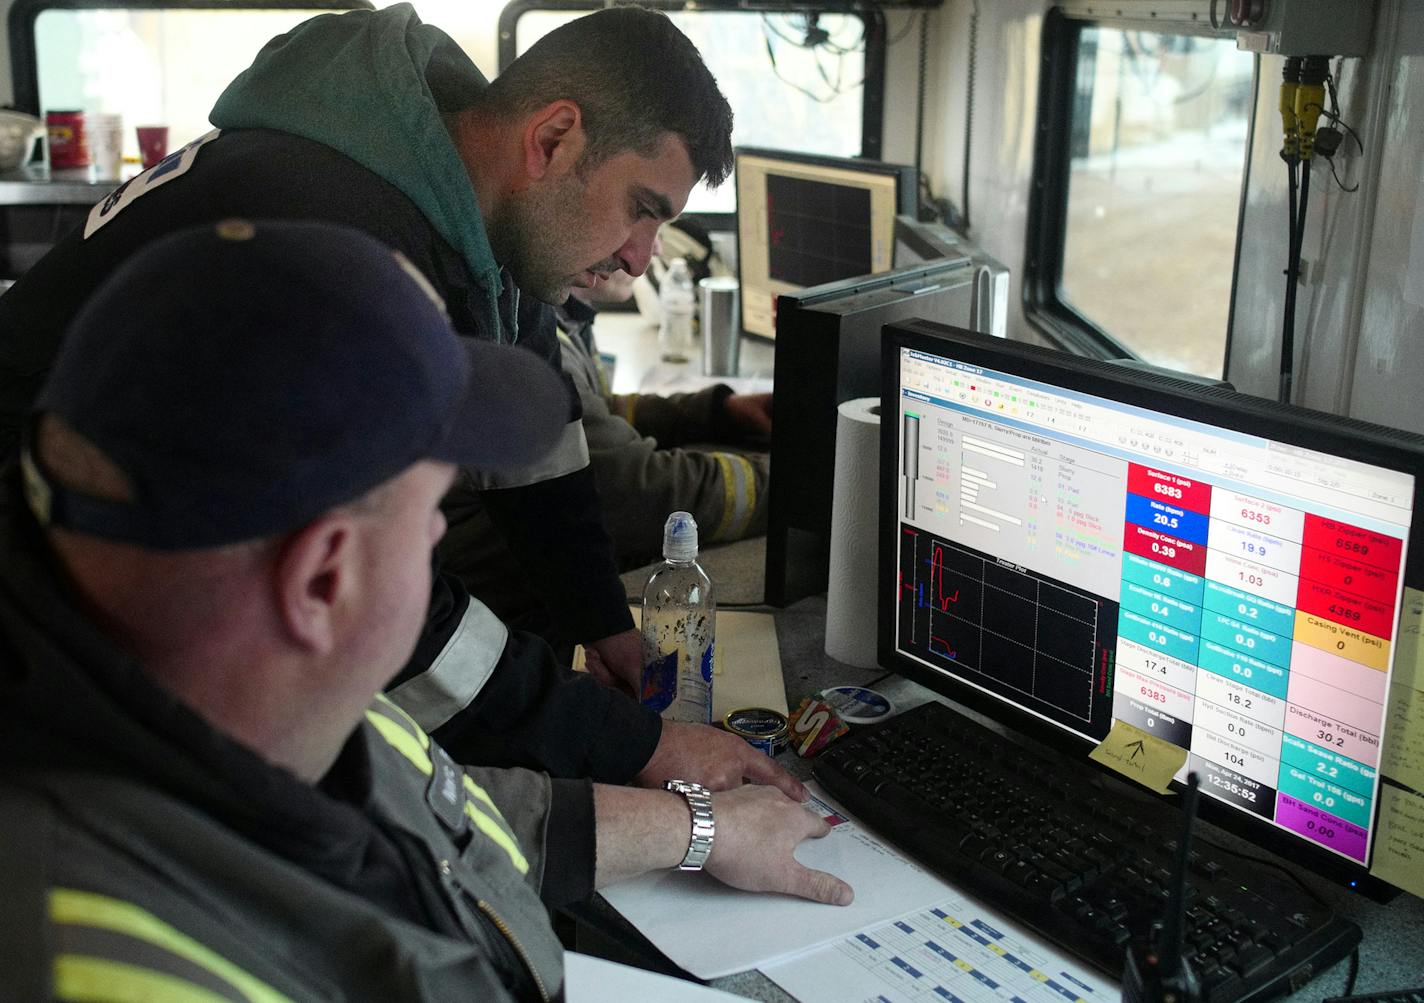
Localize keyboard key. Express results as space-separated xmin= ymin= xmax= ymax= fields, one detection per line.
xmin=1231 ymin=944 xmax=1276 ymax=979
xmin=871 ymin=781 xmax=923 ymax=814
xmin=1005 ymin=860 xmax=1038 ymax=887
xmin=957 ymin=834 xmax=989 ymax=858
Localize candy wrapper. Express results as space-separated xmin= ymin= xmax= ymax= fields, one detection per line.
xmin=787 ymin=696 xmax=849 ymax=758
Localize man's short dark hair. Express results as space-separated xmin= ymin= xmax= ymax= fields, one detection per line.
xmin=484 ymin=6 xmax=734 ymax=186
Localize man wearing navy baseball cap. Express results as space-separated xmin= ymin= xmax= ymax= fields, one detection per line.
xmin=0 ymin=220 xmax=851 ymax=1000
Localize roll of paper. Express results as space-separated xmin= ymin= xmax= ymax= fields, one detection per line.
xmin=824 ymin=396 xmax=882 ymax=667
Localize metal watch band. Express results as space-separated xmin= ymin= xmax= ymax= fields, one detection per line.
xmin=664 ymin=779 xmax=715 ymax=871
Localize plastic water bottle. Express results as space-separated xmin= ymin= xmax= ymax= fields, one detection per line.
xmin=640 ymin=511 xmax=715 ymax=723
xmin=658 ymin=257 xmax=696 ymax=363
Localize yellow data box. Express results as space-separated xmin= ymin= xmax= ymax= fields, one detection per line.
xmin=1295 ymin=611 xmax=1390 ymax=671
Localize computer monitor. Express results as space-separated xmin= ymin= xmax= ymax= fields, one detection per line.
xmin=734 ymin=147 xmax=916 ymax=341
xmin=764 ymin=257 xmax=978 ymax=607
xmin=882 ymin=320 xmax=1423 ymax=894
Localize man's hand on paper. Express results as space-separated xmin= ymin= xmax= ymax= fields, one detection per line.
xmin=592 ymin=783 xmax=853 ymax=907
xmin=635 ymin=720 xmax=809 ymax=802
xmin=707 ymin=786 xmax=854 ymax=906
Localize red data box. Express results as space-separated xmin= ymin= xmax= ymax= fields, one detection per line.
xmin=1127 ymin=464 xmax=1212 ymax=514
xmin=1301 ymin=514 xmax=1403 ymax=574
xmin=1298 ymin=546 xmax=1399 ymax=604
xmin=1123 ymin=524 xmax=1208 ymax=576
xmin=1295 ymin=579 xmax=1396 ymax=640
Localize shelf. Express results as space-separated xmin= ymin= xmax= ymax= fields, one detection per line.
xmin=0 ymin=163 xmax=136 ymax=205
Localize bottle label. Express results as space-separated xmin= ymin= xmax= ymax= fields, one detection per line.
xmin=669 ymin=640 xmax=714 ymax=724
xmin=641 ymin=650 xmax=679 ymax=714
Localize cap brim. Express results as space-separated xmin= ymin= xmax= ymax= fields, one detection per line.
xmin=435 ymin=338 xmax=572 ymax=474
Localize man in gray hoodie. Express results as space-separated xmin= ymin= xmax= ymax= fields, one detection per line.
xmin=0 ymin=5 xmax=790 ymax=810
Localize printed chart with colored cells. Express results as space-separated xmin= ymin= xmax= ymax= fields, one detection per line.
xmin=893 ymin=346 xmax=1413 ymax=867
xmin=1111 ymin=463 xmax=1400 ymax=861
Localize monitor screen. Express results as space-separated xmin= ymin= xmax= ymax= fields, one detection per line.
xmin=735 ymin=147 xmax=914 ymax=340
xmin=883 ymin=321 xmax=1422 ymax=890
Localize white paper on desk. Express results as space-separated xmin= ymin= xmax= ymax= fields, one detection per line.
xmin=599 ymin=783 xmax=957 ymax=980
xmin=563 ymin=951 xmax=744 ymax=1002
xmin=761 ymin=895 xmax=1117 ymax=1003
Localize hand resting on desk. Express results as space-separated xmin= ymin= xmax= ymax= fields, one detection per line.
xmin=593 ymin=783 xmax=855 ymax=906
xmin=583 ymin=631 xmax=808 ymax=802
xmin=635 ymin=720 xmax=808 ymax=802
xmin=583 ymin=628 xmax=643 ymax=697
xmin=721 ymin=392 xmax=772 ymax=440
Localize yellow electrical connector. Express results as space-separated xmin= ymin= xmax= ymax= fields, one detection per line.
xmin=1295 ymin=79 xmax=1327 ymax=160
xmin=1279 ymin=56 xmax=1302 ymax=161
xmin=1280 ymin=78 xmax=1299 ymax=159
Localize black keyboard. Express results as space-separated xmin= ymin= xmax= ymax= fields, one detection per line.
xmin=813 ymin=701 xmax=1362 ymax=1003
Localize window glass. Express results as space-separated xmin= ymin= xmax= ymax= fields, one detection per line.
xmin=513 ymin=9 xmax=867 ymax=215
xmin=34 ymin=8 xmax=337 ymax=163
xmin=1060 ymin=28 xmax=1253 ymax=378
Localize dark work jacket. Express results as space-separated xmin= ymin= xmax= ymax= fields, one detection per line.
xmin=0 ymin=471 xmax=588 ymax=1000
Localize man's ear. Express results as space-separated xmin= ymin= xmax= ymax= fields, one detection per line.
xmin=272 ymin=514 xmax=358 ymax=656
xmin=520 ymin=99 xmax=586 ymax=183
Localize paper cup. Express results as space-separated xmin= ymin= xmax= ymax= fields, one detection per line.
xmin=136 ymin=125 xmax=169 ymax=169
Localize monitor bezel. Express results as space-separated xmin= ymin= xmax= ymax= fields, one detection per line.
xmin=879 ymin=319 xmax=1424 ymax=899
xmin=733 ymin=145 xmax=918 ymax=342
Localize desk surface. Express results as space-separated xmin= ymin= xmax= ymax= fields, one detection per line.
xmin=584 ymin=310 xmax=774 ymax=396
xmin=591 ymin=594 xmax=1424 ymax=1002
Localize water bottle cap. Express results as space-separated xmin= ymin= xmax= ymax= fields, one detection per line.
xmin=662 ymin=510 xmax=699 ymax=561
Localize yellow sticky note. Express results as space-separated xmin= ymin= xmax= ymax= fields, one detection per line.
xmin=1369 ymin=782 xmax=1424 ymax=899
xmin=1089 ymin=719 xmax=1188 ymax=794
xmin=1393 ymin=586 xmax=1424 ymax=692
xmin=1381 ymin=681 xmax=1424 ymax=793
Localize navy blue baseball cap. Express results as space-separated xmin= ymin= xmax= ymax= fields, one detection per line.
xmin=22 ymin=218 xmax=568 ymax=549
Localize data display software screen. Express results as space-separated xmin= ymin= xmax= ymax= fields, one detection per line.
xmin=893 ymin=346 xmax=1416 ymax=867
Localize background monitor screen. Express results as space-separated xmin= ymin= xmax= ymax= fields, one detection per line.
xmin=882 ymin=321 xmax=1423 ymax=892
xmin=735 ymin=147 xmax=915 ymax=340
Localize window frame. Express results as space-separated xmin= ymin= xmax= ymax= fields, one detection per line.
xmin=497 ymin=0 xmax=891 ymax=229
xmin=1023 ymin=6 xmax=1257 ymax=367
xmin=7 ymin=0 xmax=373 ymax=117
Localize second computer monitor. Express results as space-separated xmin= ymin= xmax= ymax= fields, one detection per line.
xmin=764 ymin=258 xmax=978 ymax=607
xmin=735 ymin=147 xmax=916 ymax=341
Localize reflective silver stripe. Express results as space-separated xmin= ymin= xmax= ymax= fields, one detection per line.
xmin=709 ymin=452 xmax=756 ymax=541
xmin=463 ymin=419 xmax=589 ymax=490
xmin=386 ymin=599 xmax=509 ymax=731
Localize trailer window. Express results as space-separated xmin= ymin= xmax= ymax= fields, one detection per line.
xmin=1027 ymin=15 xmax=1255 ymax=379
xmin=12 ymin=1 xmax=368 ymax=163
xmin=501 ymin=4 xmax=882 ymax=218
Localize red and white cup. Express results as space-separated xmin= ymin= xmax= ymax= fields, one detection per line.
xmin=46 ymin=110 xmax=88 ymax=169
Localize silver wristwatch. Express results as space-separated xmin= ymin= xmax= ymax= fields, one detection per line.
xmin=664 ymin=779 xmax=715 ymax=871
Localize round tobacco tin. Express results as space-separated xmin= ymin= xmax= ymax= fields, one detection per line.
xmin=723 ymin=706 xmax=789 ymax=756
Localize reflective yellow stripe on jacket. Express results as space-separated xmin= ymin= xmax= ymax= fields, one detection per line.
xmin=365 ymin=695 xmax=529 ymax=874
xmin=50 ymin=888 xmax=294 ymax=1003
xmin=710 ymin=451 xmax=758 ymax=541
